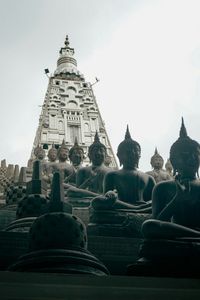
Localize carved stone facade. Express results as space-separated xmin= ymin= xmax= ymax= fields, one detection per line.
xmin=30 ymin=36 xmax=117 ymax=167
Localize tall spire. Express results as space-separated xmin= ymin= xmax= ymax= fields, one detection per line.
xmin=30 ymin=36 xmax=118 ymax=169
xmin=54 ymin=35 xmax=84 ymax=79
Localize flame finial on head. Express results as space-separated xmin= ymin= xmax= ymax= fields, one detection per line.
xmin=74 ymin=137 xmax=78 ymax=146
xmin=125 ymin=125 xmax=131 ymax=139
xmin=94 ymin=131 xmax=100 ymax=143
xmin=179 ymin=117 xmax=188 ymax=138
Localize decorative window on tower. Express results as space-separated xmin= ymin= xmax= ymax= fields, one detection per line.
xmin=49 ymin=115 xmax=57 ymax=129
xmin=67 ymin=100 xmax=78 ymax=109
xmin=69 ymin=125 xmax=81 ymax=143
xmin=91 ymin=118 xmax=97 ymax=131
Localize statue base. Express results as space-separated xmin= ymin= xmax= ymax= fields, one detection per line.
xmin=88 ymin=210 xmax=150 ymax=238
xmin=66 ymin=197 xmax=92 ymax=208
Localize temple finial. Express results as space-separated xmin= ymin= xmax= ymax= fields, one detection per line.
xmin=180 ymin=117 xmax=188 ymax=138
xmin=125 ymin=125 xmax=131 ymax=139
xmin=64 ymin=35 xmax=70 ymax=47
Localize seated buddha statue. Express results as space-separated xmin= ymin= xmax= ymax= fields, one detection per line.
xmin=126 ymin=119 xmax=200 ymax=276
xmin=92 ymin=126 xmax=156 ymax=211
xmin=42 ymin=143 xmax=58 ymax=185
xmin=142 ymin=118 xmax=200 ymax=239
xmin=34 ymin=144 xmax=45 ymax=161
xmin=66 ymin=132 xmax=111 ymax=199
xmin=53 ymin=140 xmax=74 ymax=182
xmin=146 ymin=148 xmax=172 ymax=183
xmin=64 ymin=137 xmax=84 ymax=185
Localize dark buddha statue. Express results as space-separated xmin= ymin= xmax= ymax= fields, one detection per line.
xmin=64 ymin=137 xmax=84 ymax=185
xmin=142 ymin=118 xmax=200 ymax=239
xmin=43 ymin=143 xmax=58 ymax=185
xmin=34 ymin=144 xmax=45 ymax=161
xmin=53 ymin=140 xmax=74 ymax=182
xmin=127 ymin=119 xmax=200 ymax=277
xmin=88 ymin=126 xmax=155 ymax=238
xmin=146 ymin=148 xmax=172 ymax=183
xmin=66 ymin=132 xmax=111 ymax=199
xmin=92 ymin=126 xmax=155 ymax=211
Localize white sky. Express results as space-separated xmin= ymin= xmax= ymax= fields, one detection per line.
xmin=0 ymin=0 xmax=200 ymax=171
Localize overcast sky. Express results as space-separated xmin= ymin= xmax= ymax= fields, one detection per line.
xmin=1 ymin=0 xmax=200 ymax=171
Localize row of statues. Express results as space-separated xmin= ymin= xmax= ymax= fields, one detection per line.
xmin=28 ymin=117 xmax=200 ymax=240
xmin=31 ymin=132 xmax=173 ymax=201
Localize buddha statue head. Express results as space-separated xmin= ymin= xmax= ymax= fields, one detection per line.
xmin=170 ymin=118 xmax=200 ymax=178
xmin=47 ymin=143 xmax=57 ymax=162
xmin=150 ymin=148 xmax=164 ymax=170
xmin=117 ymin=125 xmax=141 ymax=169
xmin=34 ymin=145 xmax=45 ymax=160
xmin=88 ymin=132 xmax=107 ymax=166
xmin=69 ymin=138 xmax=84 ymax=167
xmin=57 ymin=140 xmax=69 ymax=162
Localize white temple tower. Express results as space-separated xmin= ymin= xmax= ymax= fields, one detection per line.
xmin=30 ymin=36 xmax=118 ymax=167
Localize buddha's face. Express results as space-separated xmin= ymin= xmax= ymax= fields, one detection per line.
xmin=151 ymin=156 xmax=164 ymax=170
xmin=37 ymin=150 xmax=45 ymax=160
xmin=48 ymin=151 xmax=57 ymax=162
xmin=58 ymin=148 xmax=69 ymax=162
xmin=172 ymin=147 xmax=200 ymax=177
xmin=118 ymin=145 xmax=141 ymax=169
xmin=70 ymin=149 xmax=84 ymax=166
xmin=89 ymin=146 xmax=106 ymax=166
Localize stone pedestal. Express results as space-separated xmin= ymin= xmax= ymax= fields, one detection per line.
xmin=88 ymin=210 xmax=150 ymax=238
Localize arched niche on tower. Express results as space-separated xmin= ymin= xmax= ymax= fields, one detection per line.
xmin=67 ymin=100 xmax=78 ymax=109
xmin=84 ymin=122 xmax=90 ymax=132
xmin=67 ymin=86 xmax=77 ymax=98
xmin=58 ymin=120 xmax=64 ymax=130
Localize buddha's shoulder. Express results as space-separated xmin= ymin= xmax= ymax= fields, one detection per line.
xmin=154 ymin=179 xmax=175 ymax=191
